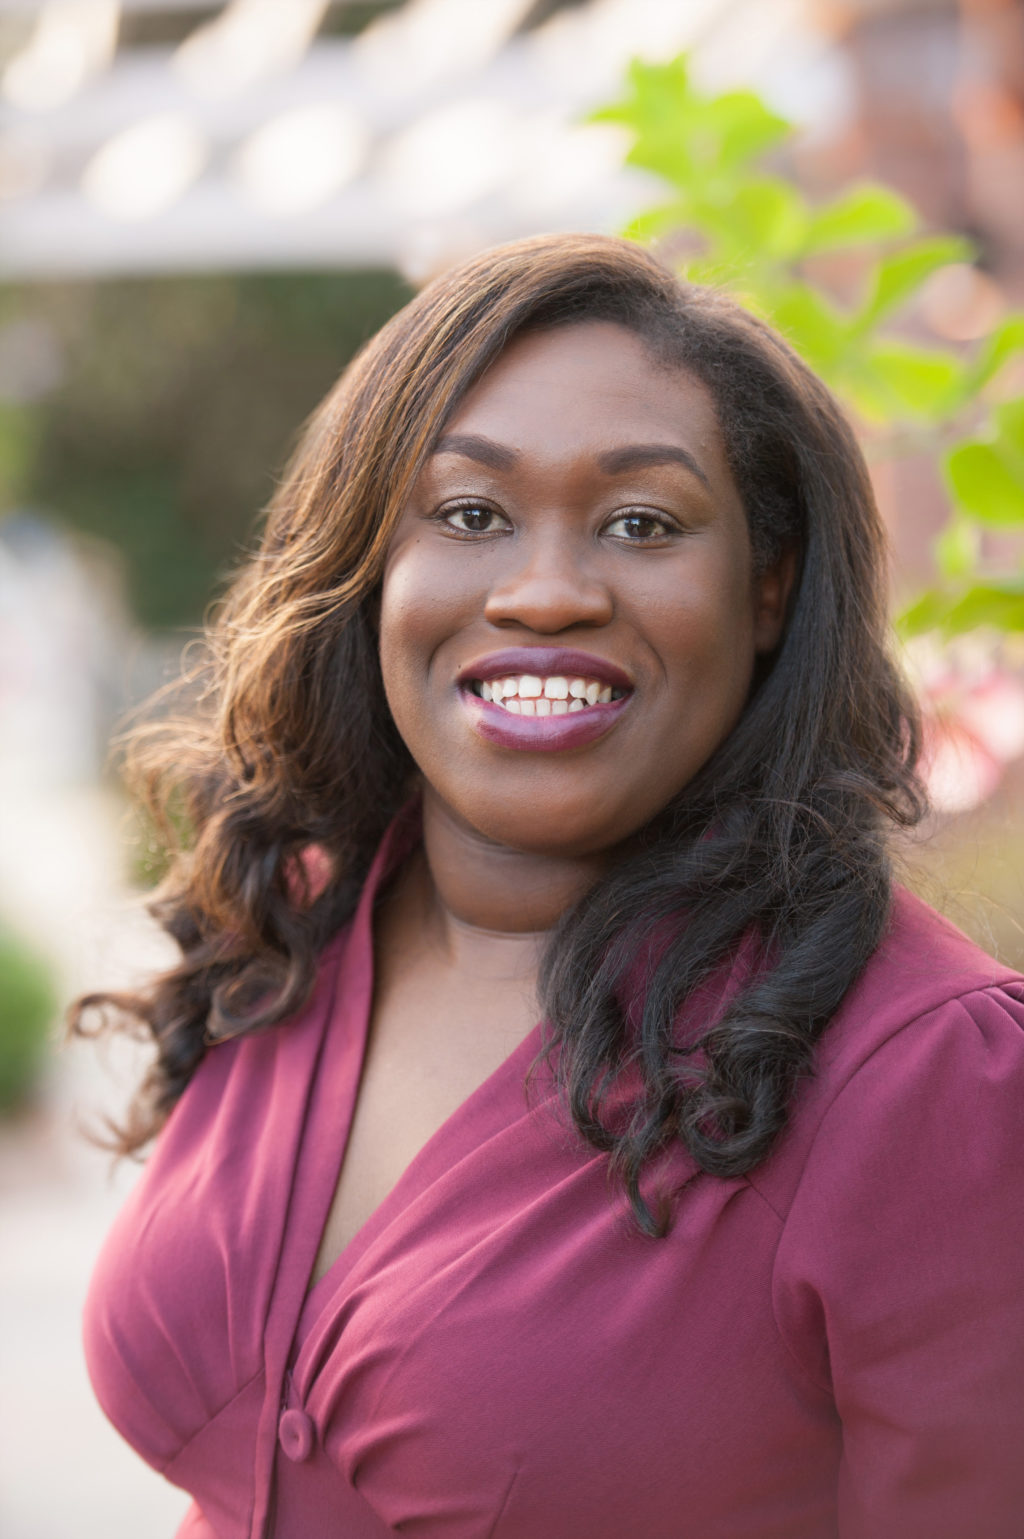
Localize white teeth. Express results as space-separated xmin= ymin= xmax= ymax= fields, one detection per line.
xmin=473 ymin=671 xmax=628 ymax=714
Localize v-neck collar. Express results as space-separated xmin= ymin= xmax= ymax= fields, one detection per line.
xmin=249 ymin=802 xmax=554 ymax=1535
xmin=295 ymin=1016 xmax=546 ymax=1349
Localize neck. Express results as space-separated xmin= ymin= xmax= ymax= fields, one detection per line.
xmin=415 ymin=785 xmax=607 ymax=948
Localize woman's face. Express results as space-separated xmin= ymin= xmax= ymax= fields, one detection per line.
xmin=379 ymin=321 xmax=790 ymax=859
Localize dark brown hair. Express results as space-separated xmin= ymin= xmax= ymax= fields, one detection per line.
xmin=72 ymin=233 xmax=925 ymax=1228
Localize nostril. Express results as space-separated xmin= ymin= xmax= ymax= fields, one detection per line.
xmin=483 ymin=569 xmax=614 ymax=630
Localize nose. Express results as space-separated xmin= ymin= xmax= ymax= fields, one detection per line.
xmin=483 ymin=534 xmax=614 ymax=634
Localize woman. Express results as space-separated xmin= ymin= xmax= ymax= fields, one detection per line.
xmin=80 ymin=233 xmax=1024 ymax=1538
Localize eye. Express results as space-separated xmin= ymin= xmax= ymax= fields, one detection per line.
xmin=604 ymin=510 xmax=679 ymax=543
xmin=439 ymin=501 xmax=512 ymax=536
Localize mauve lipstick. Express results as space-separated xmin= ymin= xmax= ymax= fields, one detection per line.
xmin=456 ymin=647 xmax=634 ymax=753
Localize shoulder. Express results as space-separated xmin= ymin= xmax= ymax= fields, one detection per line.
xmin=820 ymin=885 xmax=1024 ymax=1073
xmin=750 ymin=888 xmax=1024 ymax=1214
xmin=754 ymin=895 xmax=1024 ymax=1520
xmin=812 ymin=884 xmax=1022 ymax=1075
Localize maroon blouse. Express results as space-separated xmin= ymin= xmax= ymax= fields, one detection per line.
xmin=83 ymin=810 xmax=1024 ymax=1537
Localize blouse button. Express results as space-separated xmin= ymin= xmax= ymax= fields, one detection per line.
xmin=278 ymin=1407 xmax=316 ymax=1463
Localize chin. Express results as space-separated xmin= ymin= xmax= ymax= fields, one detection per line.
xmin=462 ymin=798 xmax=641 ymax=863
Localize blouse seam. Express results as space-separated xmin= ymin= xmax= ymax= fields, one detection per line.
xmin=748 ymin=977 xmax=1024 ymax=1223
xmin=756 ymin=979 xmax=1024 ymax=1397
xmin=486 ymin=1467 xmax=520 ymax=1539
xmin=162 ymin=1365 xmax=266 ymax=1473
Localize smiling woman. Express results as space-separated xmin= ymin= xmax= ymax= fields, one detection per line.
xmin=75 ymin=235 xmax=1024 ymax=1538
xmin=380 ymin=324 xmax=790 ymax=858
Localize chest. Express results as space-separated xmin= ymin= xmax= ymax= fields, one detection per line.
xmin=281 ymin=1136 xmax=838 ymax=1539
xmin=311 ymin=937 xmax=538 ymax=1280
xmin=84 ymin=911 xmax=842 ymax=1539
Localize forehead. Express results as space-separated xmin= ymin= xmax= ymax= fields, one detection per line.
xmin=444 ymin=321 xmax=726 ymax=461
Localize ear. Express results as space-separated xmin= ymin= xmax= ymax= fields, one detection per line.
xmin=752 ymin=545 xmax=797 ymax=655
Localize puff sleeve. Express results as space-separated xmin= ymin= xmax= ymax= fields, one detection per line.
xmin=771 ymin=983 xmax=1024 ymax=1538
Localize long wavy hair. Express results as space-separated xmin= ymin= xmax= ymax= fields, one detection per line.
xmin=72 ymin=233 xmax=925 ymax=1232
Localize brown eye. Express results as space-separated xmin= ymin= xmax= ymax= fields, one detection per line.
xmin=443 ymin=504 xmax=511 ymax=535
xmin=606 ymin=512 xmax=676 ymax=542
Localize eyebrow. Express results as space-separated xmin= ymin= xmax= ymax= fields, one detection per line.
xmin=597 ymin=443 xmax=711 ymax=488
xmin=432 ymin=433 xmax=711 ymax=489
xmin=432 ymin=433 xmax=519 ymax=471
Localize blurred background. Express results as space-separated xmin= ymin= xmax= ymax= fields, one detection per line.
xmin=1 ymin=0 xmax=1023 ymax=1534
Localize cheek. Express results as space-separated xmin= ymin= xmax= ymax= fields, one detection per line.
xmin=377 ymin=546 xmax=469 ymax=727
xmin=377 ymin=576 xmax=424 ymax=729
xmin=645 ymin=558 xmax=757 ymax=680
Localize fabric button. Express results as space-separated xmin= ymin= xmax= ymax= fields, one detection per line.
xmin=278 ymin=1407 xmax=315 ymax=1463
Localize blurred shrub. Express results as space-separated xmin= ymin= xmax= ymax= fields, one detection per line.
xmin=595 ymin=56 xmax=1024 ymax=640
xmin=0 ymin=921 xmax=56 ymax=1114
xmin=126 ymin=788 xmax=193 ymax=890
xmin=3 ymin=268 xmax=412 ymax=629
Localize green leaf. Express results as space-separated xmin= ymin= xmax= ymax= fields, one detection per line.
xmin=590 ymin=55 xmax=691 ymax=131
xmin=727 ymin=176 xmax=808 ymax=258
xmin=898 ymin=579 xmax=1024 ymax=638
xmin=590 ymin=57 xmax=700 ymax=187
xmin=838 ymin=356 xmax=898 ymax=422
xmin=802 ymin=184 xmax=917 ymax=255
xmin=895 ymin=588 xmax=951 ymax=638
xmin=770 ymin=282 xmax=850 ymax=373
xmin=684 ymin=252 xmax=744 ymax=287
xmin=620 ymin=199 xmax=695 ymax=243
xmin=866 ymin=341 xmax=965 ymax=420
xmin=856 ymin=236 xmax=974 ymax=328
xmin=935 ymin=518 xmax=981 ymax=579
xmin=969 ymin=313 xmax=1024 ymax=392
xmin=589 ymin=57 xmax=789 ymax=195
xmin=701 ymin=89 xmax=791 ymax=170
xmin=945 ymin=440 xmax=1024 ymax=526
xmin=996 ymin=397 xmax=1024 ymax=458
xmin=943 ymin=581 xmax=1024 ymax=635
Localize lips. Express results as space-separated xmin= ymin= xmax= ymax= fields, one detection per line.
xmin=456 ymin=648 xmax=634 ymax=753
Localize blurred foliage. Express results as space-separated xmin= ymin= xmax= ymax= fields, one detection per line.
xmin=594 ymin=56 xmax=1024 ymax=639
xmin=3 ymin=269 xmax=412 ymax=628
xmin=0 ymin=920 xmax=56 ymax=1114
xmin=0 ymin=375 xmax=41 ymax=510
xmin=127 ymin=788 xmax=193 ymax=890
